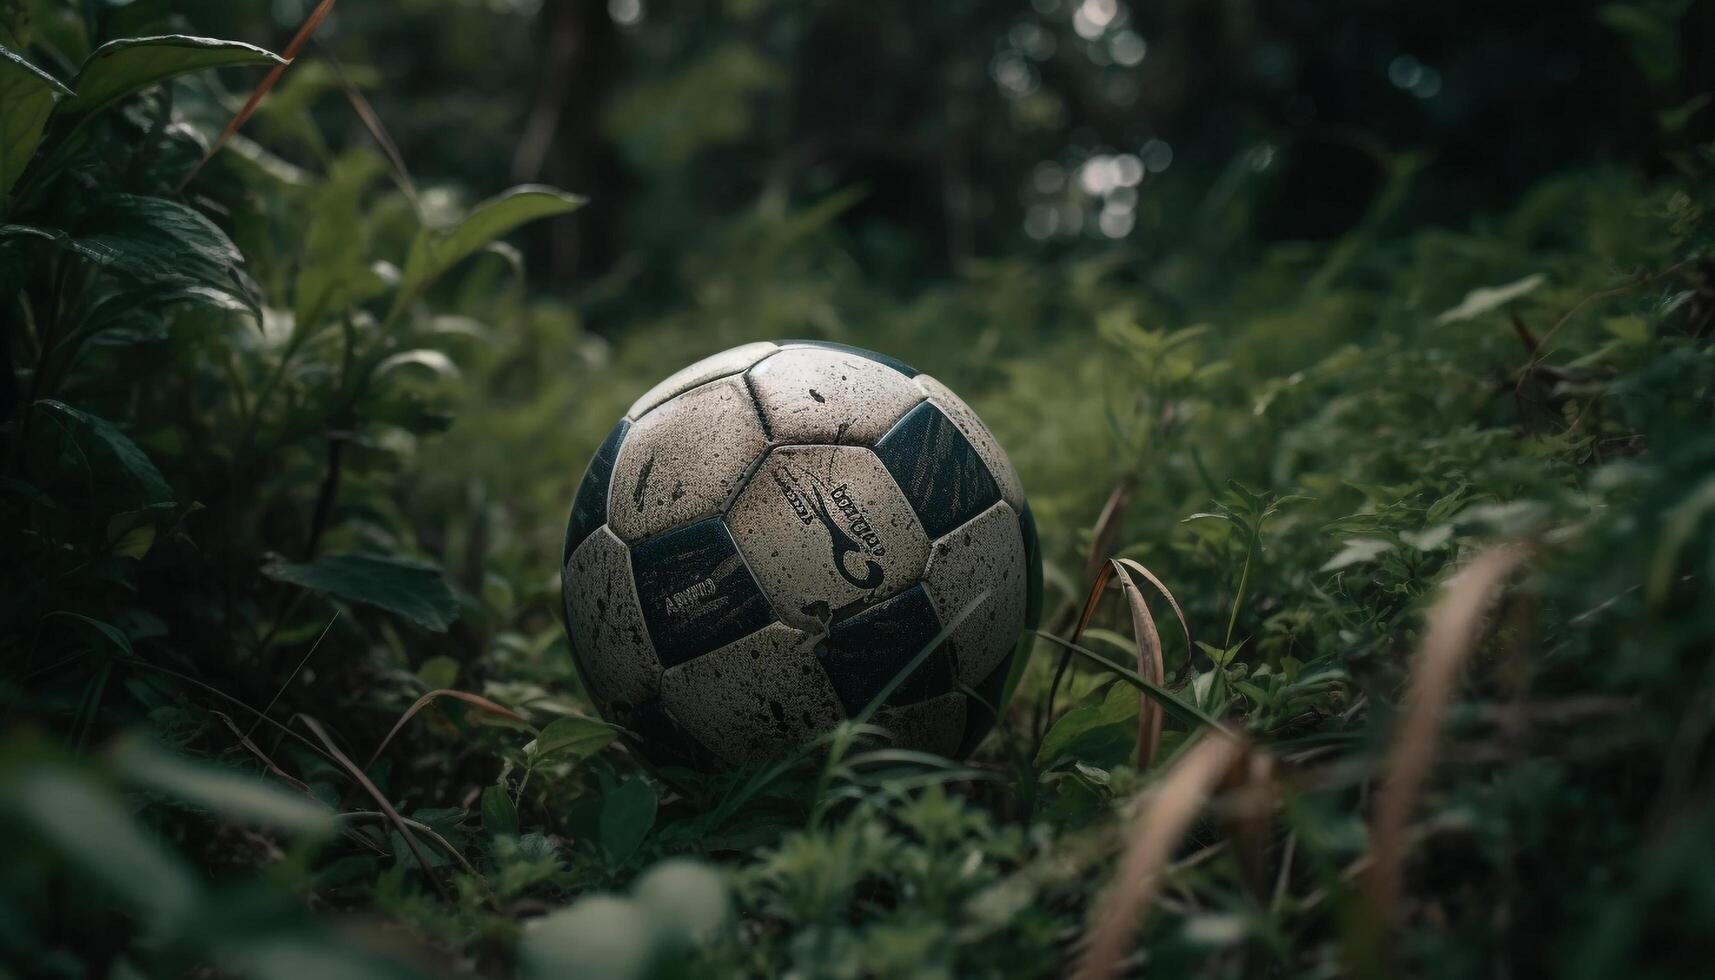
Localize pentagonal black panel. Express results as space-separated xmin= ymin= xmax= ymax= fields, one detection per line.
xmin=631 ymin=517 xmax=775 ymax=668
xmin=564 ymin=418 xmax=630 ymax=563
xmin=817 ymin=584 xmax=953 ymax=715
xmin=776 ymin=339 xmax=920 ymax=378
xmin=874 ymin=401 xmax=1002 ymax=540
xmin=957 ymin=649 xmax=1015 ymax=759
xmin=1019 ymin=501 xmax=1044 ymax=634
xmin=619 ymin=698 xmax=721 ymax=772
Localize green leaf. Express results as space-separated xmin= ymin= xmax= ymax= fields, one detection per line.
xmin=1602 ymin=314 xmax=1650 ymax=345
xmin=1194 ymin=639 xmax=1246 ymax=666
xmin=526 ymin=715 xmax=616 ymax=766
xmin=106 ymin=508 xmax=160 ymax=559
xmin=1320 ymin=537 xmax=1395 ymax=572
xmin=1435 ymin=273 xmax=1546 ymax=324
xmin=1042 ymin=631 xmax=1229 ymax=732
xmin=0 ymin=43 xmax=71 ymax=205
xmin=482 ymin=784 xmax=519 ymax=838
xmin=111 ymin=739 xmax=335 ymax=835
xmin=73 ymin=194 xmax=247 ymax=290
xmin=598 ymin=778 xmax=658 ymax=863
xmin=61 ymin=34 xmax=282 ymax=120
xmin=261 ymin=553 xmax=460 ymax=631
xmin=391 ymin=185 xmax=584 ymax=319
xmin=1035 ymin=681 xmax=1136 ymax=769
xmin=8 ymin=769 xmax=200 ymax=932
xmin=1598 ymin=1 xmax=1692 ymax=85
xmin=40 ymin=611 xmax=135 ymax=658
xmin=294 ymin=150 xmax=390 ymax=331
xmin=35 ymin=399 xmax=171 ymax=503
xmin=416 ymin=655 xmax=459 ymax=691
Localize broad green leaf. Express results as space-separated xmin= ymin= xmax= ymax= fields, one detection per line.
xmin=35 ymin=399 xmax=172 ymax=503
xmin=416 ymin=655 xmax=459 ymax=690
xmin=598 ymin=778 xmax=658 ymax=863
xmin=106 ymin=508 xmax=163 ymax=559
xmin=1035 ymin=681 xmax=1136 ymax=769
xmin=9 ymin=769 xmax=200 ymax=932
xmin=40 ymin=610 xmax=135 ymax=657
xmin=73 ymin=194 xmax=244 ymax=285
xmin=2 ymin=215 xmax=254 ymax=324
xmin=0 ymin=43 xmax=71 ymax=204
xmin=526 ymin=715 xmax=616 ymax=765
xmin=1603 ymin=314 xmax=1650 ymax=345
xmin=61 ymin=34 xmax=282 ymax=120
xmin=111 ymin=522 xmax=155 ymax=558
xmin=262 ymin=553 xmax=460 ymax=631
xmin=111 ymin=739 xmax=335 ymax=835
xmin=1320 ymin=537 xmax=1394 ymax=572
xmin=482 ymin=783 xmax=519 ymax=838
xmin=1194 ymin=639 xmax=1246 ymax=667
xmin=391 ymin=185 xmax=584 ymax=319
xmin=375 ymin=349 xmax=460 ymax=382
xmin=1435 ymin=273 xmax=1546 ymax=324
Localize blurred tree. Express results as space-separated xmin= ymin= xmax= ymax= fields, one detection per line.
xmin=177 ymin=0 xmax=1711 ymax=295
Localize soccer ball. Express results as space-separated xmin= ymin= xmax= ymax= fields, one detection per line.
xmin=560 ymin=340 xmax=1041 ymax=770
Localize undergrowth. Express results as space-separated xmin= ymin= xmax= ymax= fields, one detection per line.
xmin=3 ymin=4 xmax=1714 ymax=980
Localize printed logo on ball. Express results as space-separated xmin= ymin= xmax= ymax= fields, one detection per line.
xmin=771 ymin=466 xmax=887 ymax=590
xmin=664 ymin=576 xmax=718 ymax=615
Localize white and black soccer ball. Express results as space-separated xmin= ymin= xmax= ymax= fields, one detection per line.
xmin=560 ymin=340 xmax=1041 ymax=770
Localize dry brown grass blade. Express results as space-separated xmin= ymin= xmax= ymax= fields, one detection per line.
xmin=213 ymin=710 xmax=312 ymax=795
xmin=1363 ymin=543 xmax=1530 ymax=930
xmin=1062 ymin=558 xmax=1189 ymax=768
xmin=363 ymin=689 xmax=530 ymax=773
xmin=1040 ymin=559 xmax=1122 ymax=740
xmin=1071 ymin=560 xmax=1121 ymax=643
xmin=1106 ymin=563 xmax=1166 ymax=767
xmin=214 ymin=710 xmax=388 ymax=856
xmin=298 ymin=714 xmax=450 ymax=902
xmin=180 ymin=0 xmax=340 ymax=189
xmin=315 ymin=41 xmax=420 ymax=214
xmin=1116 ymin=557 xmax=1193 ymax=658
xmin=1085 ymin=477 xmax=1137 ymax=583
xmin=1074 ymin=731 xmax=1250 ymax=980
xmin=339 ymin=810 xmax=497 ymax=908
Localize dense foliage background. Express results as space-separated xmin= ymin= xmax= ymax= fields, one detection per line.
xmin=3 ymin=0 xmax=1713 ymax=977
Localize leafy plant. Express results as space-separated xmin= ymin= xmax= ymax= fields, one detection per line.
xmin=3 ymin=3 xmax=1714 ymax=979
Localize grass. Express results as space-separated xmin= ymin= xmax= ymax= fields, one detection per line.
xmin=2 ymin=13 xmax=1713 ymax=974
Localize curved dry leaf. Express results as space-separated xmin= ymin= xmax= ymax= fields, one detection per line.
xmin=1116 ymin=558 xmax=1193 ymax=657
xmin=1073 ymin=731 xmax=1250 ymax=980
xmin=1110 ymin=566 xmax=1165 ymax=768
xmin=363 ymin=688 xmax=530 ymax=772
xmin=1363 ymin=544 xmax=1529 ymax=932
xmin=1067 ymin=558 xmax=1191 ymax=768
